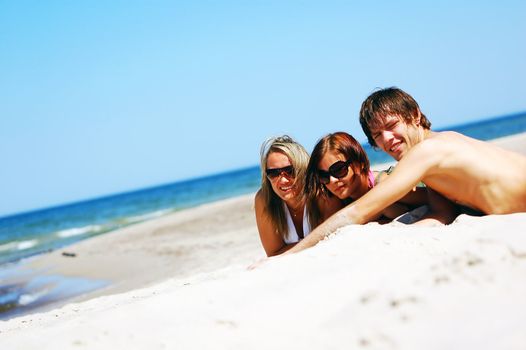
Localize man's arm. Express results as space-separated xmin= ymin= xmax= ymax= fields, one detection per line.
xmin=284 ymin=208 xmax=357 ymax=254
xmin=285 ymin=141 xmax=440 ymax=255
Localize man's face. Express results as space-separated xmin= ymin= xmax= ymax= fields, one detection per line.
xmin=369 ymin=115 xmax=421 ymax=161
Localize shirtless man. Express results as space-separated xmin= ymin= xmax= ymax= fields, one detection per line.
xmin=286 ymin=87 xmax=526 ymax=254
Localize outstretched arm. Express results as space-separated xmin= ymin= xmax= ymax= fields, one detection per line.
xmin=284 ymin=208 xmax=358 ymax=253
xmin=284 ymin=141 xmax=439 ymax=254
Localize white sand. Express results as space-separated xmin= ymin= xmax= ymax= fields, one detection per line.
xmin=24 ymin=194 xmax=263 ymax=300
xmin=1 ymin=133 xmax=525 ymax=349
xmin=2 ymin=214 xmax=525 ymax=349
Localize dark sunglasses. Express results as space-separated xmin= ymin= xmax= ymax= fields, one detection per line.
xmin=318 ymin=160 xmax=351 ymax=184
xmin=266 ymin=165 xmax=294 ymax=179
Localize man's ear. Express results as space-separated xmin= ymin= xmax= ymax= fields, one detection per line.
xmin=414 ymin=110 xmax=422 ymax=126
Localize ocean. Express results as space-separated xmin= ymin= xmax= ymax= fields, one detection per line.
xmin=1 ymin=111 xmax=525 ymax=319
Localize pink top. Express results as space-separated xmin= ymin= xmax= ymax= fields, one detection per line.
xmin=343 ymin=170 xmax=377 ymax=205
xmin=367 ymin=170 xmax=375 ymax=189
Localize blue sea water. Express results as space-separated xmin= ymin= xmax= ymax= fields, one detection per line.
xmin=0 ymin=167 xmax=260 ymax=318
xmin=0 ymin=166 xmax=261 ymax=266
xmin=0 ymin=111 xmax=525 ymax=319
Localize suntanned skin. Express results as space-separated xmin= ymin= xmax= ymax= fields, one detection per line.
xmin=255 ymin=151 xmax=343 ymax=256
xmin=255 ymin=191 xmax=342 ymax=256
xmin=285 ymin=116 xmax=526 ymax=254
xmin=317 ymin=149 xmax=453 ymax=224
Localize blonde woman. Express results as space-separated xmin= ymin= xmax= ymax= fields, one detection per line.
xmin=254 ymin=135 xmax=342 ymax=256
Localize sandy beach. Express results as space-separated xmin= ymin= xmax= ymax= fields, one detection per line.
xmin=23 ymin=194 xmax=263 ymax=301
xmin=1 ymin=133 xmax=525 ymax=349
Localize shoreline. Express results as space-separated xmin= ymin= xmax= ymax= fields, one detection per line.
xmin=1 ymin=131 xmax=525 ymax=320
xmin=0 ymin=193 xmax=262 ymax=318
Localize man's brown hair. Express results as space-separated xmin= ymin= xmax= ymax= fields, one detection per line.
xmin=359 ymin=87 xmax=432 ymax=147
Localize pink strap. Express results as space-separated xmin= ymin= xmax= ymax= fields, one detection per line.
xmin=367 ymin=170 xmax=375 ymax=189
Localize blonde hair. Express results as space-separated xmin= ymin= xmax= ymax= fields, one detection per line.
xmin=259 ymin=135 xmax=309 ymax=239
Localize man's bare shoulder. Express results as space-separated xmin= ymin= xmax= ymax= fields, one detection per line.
xmin=426 ymin=130 xmax=468 ymax=143
xmin=405 ymin=132 xmax=454 ymax=158
xmin=416 ymin=131 xmax=515 ymax=176
xmin=429 ymin=130 xmax=517 ymax=154
xmin=416 ymin=131 xmax=470 ymax=155
xmin=397 ymin=131 xmax=465 ymax=174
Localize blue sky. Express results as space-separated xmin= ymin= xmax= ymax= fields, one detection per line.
xmin=1 ymin=0 xmax=525 ymax=217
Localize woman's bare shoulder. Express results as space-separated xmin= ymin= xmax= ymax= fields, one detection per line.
xmin=254 ymin=189 xmax=265 ymax=210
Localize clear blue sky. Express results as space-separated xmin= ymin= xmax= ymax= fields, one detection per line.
xmin=1 ymin=0 xmax=525 ymax=217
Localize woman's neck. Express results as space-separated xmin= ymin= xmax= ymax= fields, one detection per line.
xmin=349 ymin=171 xmax=371 ymax=200
xmin=285 ymin=198 xmax=304 ymax=214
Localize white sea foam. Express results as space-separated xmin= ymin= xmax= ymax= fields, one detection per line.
xmin=56 ymin=225 xmax=104 ymax=238
xmin=0 ymin=242 xmax=14 ymax=252
xmin=125 ymin=209 xmax=172 ymax=224
xmin=17 ymin=240 xmax=38 ymax=250
xmin=18 ymin=288 xmax=49 ymax=306
xmin=0 ymin=240 xmax=38 ymax=252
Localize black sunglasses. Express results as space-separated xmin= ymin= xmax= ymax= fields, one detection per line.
xmin=266 ymin=165 xmax=294 ymax=179
xmin=318 ymin=160 xmax=351 ymax=184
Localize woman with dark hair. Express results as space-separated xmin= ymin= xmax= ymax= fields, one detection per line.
xmin=255 ymin=135 xmax=342 ymax=256
xmin=306 ymin=132 xmax=426 ymax=225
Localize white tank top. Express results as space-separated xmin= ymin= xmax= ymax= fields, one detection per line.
xmin=283 ymin=204 xmax=311 ymax=244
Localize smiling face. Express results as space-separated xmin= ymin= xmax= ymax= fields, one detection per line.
xmin=369 ymin=115 xmax=422 ymax=161
xmin=266 ymin=151 xmax=298 ymax=203
xmin=317 ymin=150 xmax=366 ymax=200
xmin=359 ymin=88 xmax=432 ymax=153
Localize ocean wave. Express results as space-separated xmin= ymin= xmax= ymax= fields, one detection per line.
xmin=0 ymin=239 xmax=38 ymax=252
xmin=124 ymin=209 xmax=172 ymax=224
xmin=56 ymin=225 xmax=104 ymax=238
xmin=18 ymin=287 xmax=50 ymax=306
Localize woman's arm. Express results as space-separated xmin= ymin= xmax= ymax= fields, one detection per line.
xmin=391 ymin=175 xmax=458 ymax=225
xmin=254 ymin=191 xmax=296 ymax=256
xmin=378 ymin=174 xmax=425 ymax=220
xmin=411 ymin=188 xmax=459 ymax=225
xmin=376 ymin=166 xmax=457 ymax=225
